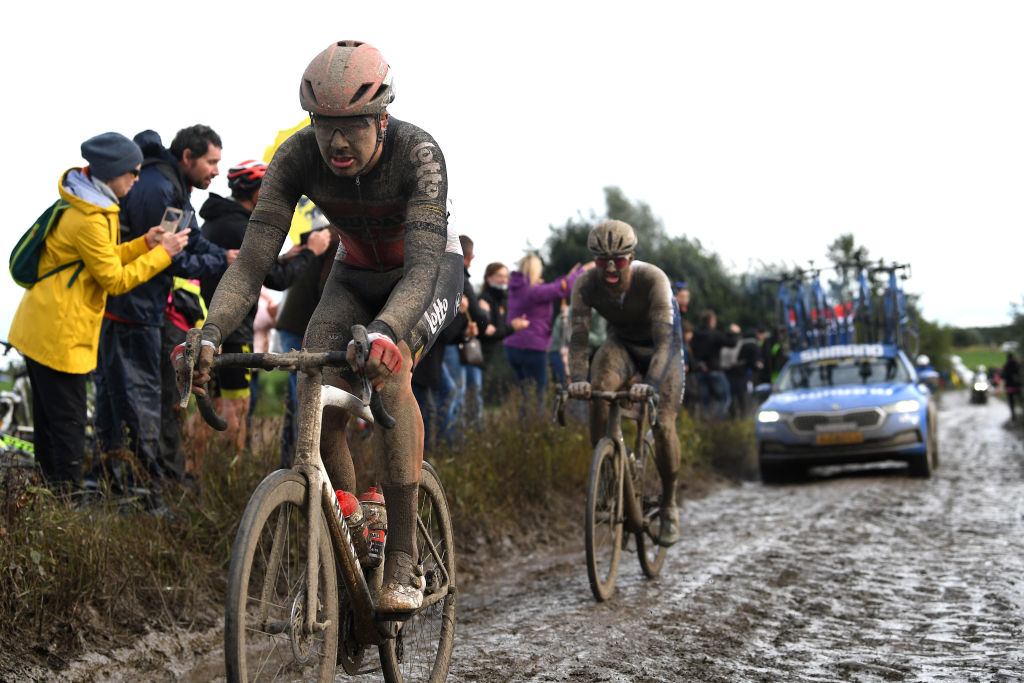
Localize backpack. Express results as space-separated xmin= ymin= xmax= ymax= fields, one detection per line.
xmin=10 ymin=199 xmax=85 ymax=289
xmin=719 ymin=341 xmax=741 ymax=371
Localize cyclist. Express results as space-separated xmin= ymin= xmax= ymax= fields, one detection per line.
xmin=566 ymin=220 xmax=684 ymax=547
xmin=176 ymin=41 xmax=462 ymax=613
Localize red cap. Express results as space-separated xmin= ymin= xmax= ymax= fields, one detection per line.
xmin=336 ymin=490 xmax=360 ymax=517
xmin=359 ymin=486 xmax=385 ymax=504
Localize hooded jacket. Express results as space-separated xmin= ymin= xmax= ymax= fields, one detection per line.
xmin=104 ymin=130 xmax=228 ymax=326
xmin=9 ymin=168 xmax=172 ymax=373
xmin=503 ymin=269 xmax=583 ymax=352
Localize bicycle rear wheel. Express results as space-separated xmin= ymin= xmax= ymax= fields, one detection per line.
xmin=635 ymin=430 xmax=667 ymax=578
xmin=379 ymin=462 xmax=456 ymax=682
xmin=224 ymin=470 xmax=339 ymax=683
xmin=585 ymin=438 xmax=624 ymax=601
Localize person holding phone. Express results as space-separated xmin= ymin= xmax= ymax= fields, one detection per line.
xmin=93 ymin=125 xmax=235 ymax=494
xmin=8 ymin=132 xmax=189 ymax=493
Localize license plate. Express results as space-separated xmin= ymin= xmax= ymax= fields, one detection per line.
xmin=816 ymin=431 xmax=863 ymax=445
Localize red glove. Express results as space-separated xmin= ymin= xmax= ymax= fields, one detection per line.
xmin=368 ymin=333 xmax=403 ymax=374
xmin=347 ymin=332 xmax=403 ymax=387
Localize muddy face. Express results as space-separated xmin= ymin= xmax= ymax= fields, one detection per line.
xmin=597 ymin=254 xmax=633 ymax=296
xmin=312 ymin=113 xmax=388 ymax=176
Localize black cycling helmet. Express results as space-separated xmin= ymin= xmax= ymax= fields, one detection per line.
xmin=588 ymin=220 xmax=637 ymax=257
xmin=227 ymin=160 xmax=267 ymax=195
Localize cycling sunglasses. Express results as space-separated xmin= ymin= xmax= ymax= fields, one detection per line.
xmin=595 ymin=256 xmax=631 ymax=269
xmin=310 ymin=113 xmax=374 ymax=139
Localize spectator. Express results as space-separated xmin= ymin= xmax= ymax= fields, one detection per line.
xmin=674 ymin=281 xmax=690 ymax=319
xmin=759 ymin=326 xmax=788 ymax=384
xmin=548 ymin=301 xmax=571 ymax=387
xmin=9 ymin=132 xmax=189 ymax=492
xmin=690 ymin=309 xmax=736 ymax=420
xmin=478 ymin=262 xmax=528 ymax=405
xmin=682 ymin=320 xmax=698 ymax=413
xmin=1002 ymin=352 xmax=1021 ymax=421
xmin=725 ymin=327 xmax=762 ymax=418
xmin=248 ymin=287 xmax=279 ymax=433
xmin=503 ymin=253 xmax=592 ymax=400
xmin=441 ymin=235 xmax=488 ymax=431
xmin=93 ymin=125 xmax=233 ymax=492
xmin=198 ymin=160 xmax=329 ymax=455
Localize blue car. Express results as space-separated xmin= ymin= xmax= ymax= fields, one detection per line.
xmin=755 ymin=343 xmax=938 ymax=481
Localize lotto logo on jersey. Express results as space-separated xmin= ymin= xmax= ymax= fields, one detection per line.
xmin=425 ymin=297 xmax=449 ymax=335
xmin=410 ymin=142 xmax=442 ymax=199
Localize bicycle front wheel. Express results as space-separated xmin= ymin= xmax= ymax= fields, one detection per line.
xmin=379 ymin=461 xmax=457 ymax=682
xmin=585 ymin=438 xmax=624 ymax=601
xmin=224 ymin=470 xmax=339 ymax=683
xmin=635 ymin=430 xmax=667 ymax=578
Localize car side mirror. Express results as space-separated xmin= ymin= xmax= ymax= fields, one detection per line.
xmin=754 ymin=382 xmax=772 ymax=404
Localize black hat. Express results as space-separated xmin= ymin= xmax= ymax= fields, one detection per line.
xmin=81 ymin=132 xmax=143 ymax=181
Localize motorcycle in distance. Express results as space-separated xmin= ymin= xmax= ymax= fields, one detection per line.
xmin=970 ymin=365 xmax=990 ymax=404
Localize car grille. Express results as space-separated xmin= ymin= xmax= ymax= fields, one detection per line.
xmin=790 ymin=408 xmax=884 ymax=433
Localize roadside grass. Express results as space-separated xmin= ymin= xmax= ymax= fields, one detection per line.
xmin=954 ymin=346 xmax=1009 ymax=371
xmin=0 ymin=391 xmax=756 ymax=669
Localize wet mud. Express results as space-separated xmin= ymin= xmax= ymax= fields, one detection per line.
xmin=448 ymin=396 xmax=1024 ymax=682
xmin=18 ymin=395 xmax=1024 ymax=682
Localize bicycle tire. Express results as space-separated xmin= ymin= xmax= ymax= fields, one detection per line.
xmin=224 ymin=470 xmax=339 ymax=683
xmin=585 ymin=438 xmax=624 ymax=601
xmin=635 ymin=430 xmax=667 ymax=578
xmin=379 ymin=462 xmax=457 ymax=682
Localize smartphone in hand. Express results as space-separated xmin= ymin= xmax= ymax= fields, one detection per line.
xmin=160 ymin=207 xmax=184 ymax=232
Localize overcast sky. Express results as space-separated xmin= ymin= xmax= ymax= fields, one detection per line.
xmin=2 ymin=0 xmax=1020 ymax=338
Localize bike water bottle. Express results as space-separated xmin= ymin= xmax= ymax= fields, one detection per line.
xmin=359 ymin=487 xmax=387 ymax=567
xmin=336 ymin=490 xmax=372 ymax=563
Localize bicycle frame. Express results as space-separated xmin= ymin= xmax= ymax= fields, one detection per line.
xmin=557 ymin=389 xmax=658 ymax=532
xmin=611 ymin=398 xmax=650 ymax=531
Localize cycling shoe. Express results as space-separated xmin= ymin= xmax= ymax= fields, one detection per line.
xmin=657 ymin=504 xmax=680 ymax=547
xmin=377 ymin=550 xmax=424 ymax=614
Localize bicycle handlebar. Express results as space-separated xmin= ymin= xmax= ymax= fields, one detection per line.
xmin=180 ymin=325 xmax=396 ymax=432
xmin=552 ymin=386 xmax=659 ymax=428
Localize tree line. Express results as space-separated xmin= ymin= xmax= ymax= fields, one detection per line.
xmin=535 ymin=186 xmax=1022 ymax=373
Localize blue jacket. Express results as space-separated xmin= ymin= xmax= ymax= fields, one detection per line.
xmin=104 ymin=130 xmax=228 ymax=326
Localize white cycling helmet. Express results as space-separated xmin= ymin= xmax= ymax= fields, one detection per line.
xmin=916 ymin=354 xmax=929 ymax=367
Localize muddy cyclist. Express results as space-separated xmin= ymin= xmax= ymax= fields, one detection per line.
xmin=176 ymin=40 xmax=463 ymax=614
xmin=567 ymin=220 xmax=685 ymax=547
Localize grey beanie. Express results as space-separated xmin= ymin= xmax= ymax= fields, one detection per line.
xmin=81 ymin=132 xmax=143 ymax=181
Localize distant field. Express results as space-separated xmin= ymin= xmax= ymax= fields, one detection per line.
xmin=954 ymin=346 xmax=1010 ymax=370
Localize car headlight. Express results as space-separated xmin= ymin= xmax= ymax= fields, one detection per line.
xmin=757 ymin=410 xmax=782 ymax=423
xmin=886 ymin=399 xmax=921 ymax=413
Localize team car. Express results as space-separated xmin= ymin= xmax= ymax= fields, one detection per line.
xmin=755 ymin=343 xmax=938 ymax=481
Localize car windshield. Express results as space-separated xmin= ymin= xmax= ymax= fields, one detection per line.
xmin=776 ymin=356 xmax=910 ymax=391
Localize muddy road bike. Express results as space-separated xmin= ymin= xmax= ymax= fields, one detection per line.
xmin=554 ymin=387 xmax=665 ymax=601
xmin=181 ymin=325 xmax=456 ymax=682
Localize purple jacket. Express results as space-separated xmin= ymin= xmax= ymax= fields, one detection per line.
xmin=504 ymin=269 xmax=583 ymax=352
